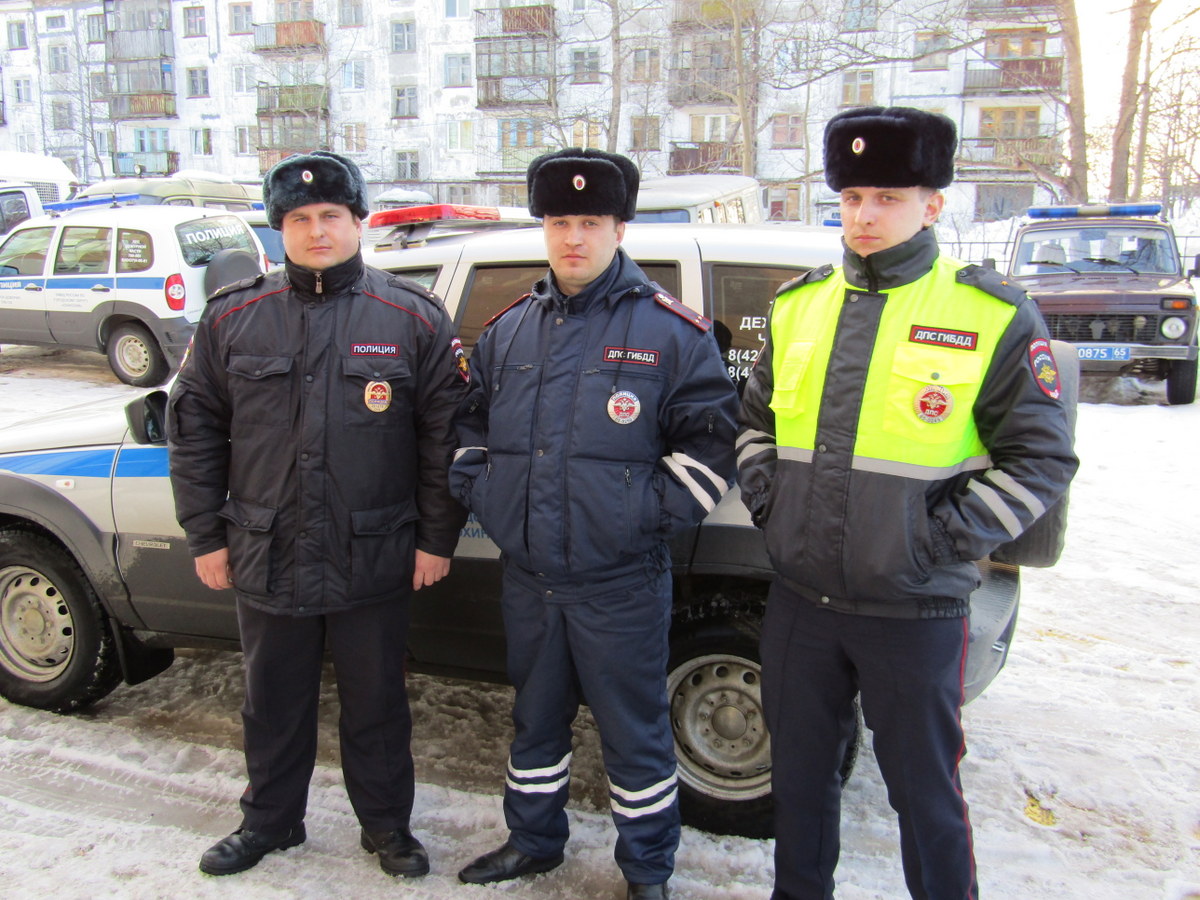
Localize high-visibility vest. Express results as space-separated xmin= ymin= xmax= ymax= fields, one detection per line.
xmin=769 ymin=256 xmax=1018 ymax=471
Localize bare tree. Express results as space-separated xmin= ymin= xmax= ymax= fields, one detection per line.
xmin=1108 ymin=0 xmax=1160 ymax=201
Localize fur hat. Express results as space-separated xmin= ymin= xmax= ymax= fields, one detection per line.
xmin=527 ymin=148 xmax=640 ymax=221
xmin=262 ymin=150 xmax=369 ymax=229
xmin=823 ymin=107 xmax=957 ymax=191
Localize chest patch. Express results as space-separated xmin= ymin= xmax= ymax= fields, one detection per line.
xmin=607 ymin=390 xmax=641 ymax=425
xmin=914 ymin=384 xmax=954 ymax=423
xmin=909 ymin=325 xmax=978 ymax=351
xmin=365 ymin=381 xmax=392 ymax=413
xmin=352 ymin=343 xmax=399 ymax=356
xmin=604 ymin=346 xmax=660 ymax=366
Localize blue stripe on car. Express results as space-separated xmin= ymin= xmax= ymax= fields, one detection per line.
xmin=115 ymin=446 xmax=170 ymax=477
xmin=0 ymin=448 xmax=117 ymax=478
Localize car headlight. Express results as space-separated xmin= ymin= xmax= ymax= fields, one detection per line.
xmin=1161 ymin=316 xmax=1187 ymax=340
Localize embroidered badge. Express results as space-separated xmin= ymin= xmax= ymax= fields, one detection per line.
xmin=451 ymin=337 xmax=470 ymax=384
xmin=604 ymin=346 xmax=660 ymax=366
xmin=364 ymin=380 xmax=392 ymax=413
xmin=607 ymin=390 xmax=641 ymax=425
xmin=573 ymin=174 xmax=586 ymax=191
xmin=914 ymin=384 xmax=954 ymax=423
xmin=1027 ymin=338 xmax=1061 ymax=399
xmin=852 ymin=137 xmax=866 ymax=155
xmin=909 ymin=325 xmax=978 ymax=351
xmin=301 ymin=169 xmax=314 ymax=183
xmin=351 ymin=343 xmax=399 ymax=356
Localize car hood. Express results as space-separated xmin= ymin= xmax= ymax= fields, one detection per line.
xmin=1011 ymin=271 xmax=1192 ymax=298
xmin=0 ymin=391 xmax=138 ymax=455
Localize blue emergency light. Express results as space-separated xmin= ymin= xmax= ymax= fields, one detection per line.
xmin=1027 ymin=203 xmax=1163 ymax=219
xmin=44 ymin=193 xmax=141 ymax=211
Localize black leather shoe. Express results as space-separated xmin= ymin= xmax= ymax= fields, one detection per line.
xmin=627 ymin=881 xmax=670 ymax=900
xmin=360 ymin=827 xmax=430 ymax=877
xmin=198 ymin=824 xmax=306 ymax=876
xmin=457 ymin=840 xmax=564 ymax=884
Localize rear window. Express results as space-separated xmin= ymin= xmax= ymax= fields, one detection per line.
xmin=117 ymin=230 xmax=154 ymax=273
xmin=175 ymin=215 xmax=259 ymax=266
xmin=710 ymin=262 xmax=809 ymax=390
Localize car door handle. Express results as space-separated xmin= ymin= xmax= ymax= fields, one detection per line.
xmin=23 ymin=283 xmax=42 ymax=291
xmin=90 ymin=285 xmax=111 ymax=292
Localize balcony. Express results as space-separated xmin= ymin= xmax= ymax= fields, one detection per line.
xmin=964 ymin=57 xmax=1063 ymax=93
xmin=113 ymin=151 xmax=180 ymax=177
xmin=667 ymin=142 xmax=743 ymax=175
xmin=108 ymin=92 xmax=177 ymax=119
xmin=257 ymin=84 xmax=330 ymax=115
xmin=254 ymin=20 xmax=326 ymax=53
xmin=477 ymin=76 xmax=554 ymax=108
xmin=966 ymin=0 xmax=1058 ymax=19
xmin=106 ymin=30 xmax=173 ymax=61
xmin=959 ymin=135 xmax=1061 ymax=169
xmin=475 ymin=144 xmax=549 ymax=175
xmin=667 ymin=69 xmax=735 ymax=106
xmin=671 ymin=0 xmax=749 ymax=28
xmin=476 ymin=5 xmax=554 ymax=37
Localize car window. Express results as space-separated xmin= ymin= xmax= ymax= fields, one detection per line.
xmin=388 ymin=267 xmax=440 ymax=292
xmin=54 ymin=226 xmax=112 ymax=275
xmin=456 ymin=265 xmax=545 ymax=351
xmin=117 ymin=229 xmax=155 ymax=273
xmin=710 ymin=262 xmax=809 ymax=390
xmin=635 ymin=262 xmax=681 ymax=300
xmin=1013 ymin=225 xmax=1180 ymax=276
xmin=175 ymin=215 xmax=260 ymax=266
xmin=0 ymin=226 xmax=54 ymax=276
xmin=251 ymin=225 xmax=285 ymax=267
xmin=0 ymin=192 xmax=32 ymax=233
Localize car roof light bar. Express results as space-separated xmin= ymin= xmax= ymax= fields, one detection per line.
xmin=1027 ymin=203 xmax=1163 ymax=219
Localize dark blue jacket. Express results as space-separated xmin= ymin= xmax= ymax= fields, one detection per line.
xmin=450 ymin=248 xmax=738 ymax=590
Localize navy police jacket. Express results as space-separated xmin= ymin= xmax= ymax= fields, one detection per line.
xmin=450 ymin=248 xmax=739 ymax=590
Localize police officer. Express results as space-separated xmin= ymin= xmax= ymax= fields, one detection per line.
xmin=168 ymin=151 xmax=468 ymax=878
xmin=737 ymin=108 xmax=1078 ymax=898
xmin=450 ymin=149 xmax=739 ymax=900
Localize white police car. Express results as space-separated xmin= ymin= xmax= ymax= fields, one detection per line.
xmin=0 ymin=202 xmax=263 ymax=386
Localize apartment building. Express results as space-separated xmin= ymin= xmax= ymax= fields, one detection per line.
xmin=0 ymin=0 xmax=1067 ymax=222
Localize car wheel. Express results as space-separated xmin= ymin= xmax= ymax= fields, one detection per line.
xmin=1166 ymin=356 xmax=1196 ymax=406
xmin=667 ymin=604 xmax=862 ymax=839
xmin=107 ymin=322 xmax=170 ymax=387
xmin=0 ymin=528 xmax=121 ymax=712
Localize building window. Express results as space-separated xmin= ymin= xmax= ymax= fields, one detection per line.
xmin=232 ymin=65 xmax=255 ymax=93
xmin=447 ymin=184 xmax=473 ymax=205
xmin=393 ymin=86 xmax=418 ymax=118
xmin=51 ymin=101 xmax=73 ymax=131
xmin=184 ymin=7 xmax=206 ymax=37
xmin=339 ymin=0 xmax=364 ymax=27
xmin=187 ymin=68 xmax=210 ymax=97
xmin=15 ymin=133 xmax=36 ymax=152
xmin=342 ymin=60 xmax=366 ymax=90
xmin=914 ymin=31 xmax=950 ymax=70
xmin=48 ymin=45 xmax=70 ymax=74
xmin=446 ymin=120 xmax=473 ymax=151
xmin=7 ymin=21 xmax=27 ymax=49
xmin=445 ymin=54 xmax=472 ymax=87
xmin=500 ymin=118 xmax=542 ymax=147
xmin=841 ymin=69 xmax=873 ymax=106
xmin=396 ymin=151 xmax=420 ymax=180
xmin=572 ymin=120 xmax=603 ymax=148
xmin=772 ymin=114 xmax=805 ymax=148
xmin=572 ymin=48 xmax=601 ymax=84
xmin=975 ymin=184 xmax=1034 ymax=222
xmin=235 ymin=125 xmax=254 ymax=155
xmin=980 ymin=107 xmax=1041 ymax=138
xmin=90 ymin=72 xmax=111 ymax=97
xmin=631 ymin=116 xmax=660 ymax=151
xmin=276 ymin=1 xmax=314 ymax=21
xmin=191 ymin=128 xmax=213 ymax=155
xmin=842 ymin=0 xmax=878 ymax=31
xmin=343 ymin=122 xmax=367 ymax=153
xmin=690 ymin=114 xmax=733 ymax=143
xmin=13 ymin=78 xmax=32 ymax=104
xmin=45 ymin=14 xmax=66 ymax=29
xmin=96 ymin=130 xmax=113 ymax=155
xmin=392 ymin=21 xmax=415 ymax=52
xmin=86 ymin=14 xmax=105 ymax=43
xmin=230 ymin=4 xmax=253 ymax=34
xmin=631 ymin=48 xmax=660 ymax=83
xmin=985 ymin=28 xmax=1047 ymax=59
xmin=445 ymin=0 xmax=469 ymax=18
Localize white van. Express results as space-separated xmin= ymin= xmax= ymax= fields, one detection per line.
xmin=0 ymin=151 xmax=78 ymax=205
xmin=633 ymin=174 xmax=764 ymax=224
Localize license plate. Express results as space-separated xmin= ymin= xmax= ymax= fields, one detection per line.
xmin=1075 ymin=346 xmax=1132 ymax=361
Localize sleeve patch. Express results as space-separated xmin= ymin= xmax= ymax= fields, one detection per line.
xmin=1028 ymin=338 xmax=1062 ymax=399
xmin=451 ymin=336 xmax=471 ymax=384
xmin=654 ymin=291 xmax=711 ymax=332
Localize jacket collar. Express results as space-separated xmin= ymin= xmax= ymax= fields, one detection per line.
xmin=285 ymin=250 xmax=364 ymax=301
xmin=531 ymin=248 xmax=649 ymax=314
xmin=842 ymin=226 xmax=940 ymax=292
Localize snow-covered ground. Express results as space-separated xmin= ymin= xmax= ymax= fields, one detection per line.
xmin=0 ymin=345 xmax=1197 ymax=900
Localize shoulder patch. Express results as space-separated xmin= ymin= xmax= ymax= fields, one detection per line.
xmin=955 ymin=264 xmax=1027 ymax=306
xmin=653 ymin=291 xmax=711 ymax=332
xmin=484 ymin=293 xmax=533 ymax=329
xmin=208 ymin=272 xmax=265 ymax=302
xmin=777 ymin=264 xmax=834 ymax=297
xmin=387 ymin=274 xmax=444 ymax=308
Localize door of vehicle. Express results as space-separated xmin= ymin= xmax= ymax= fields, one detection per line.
xmin=0 ymin=225 xmax=55 ymax=343
xmin=45 ymin=224 xmax=115 ymax=348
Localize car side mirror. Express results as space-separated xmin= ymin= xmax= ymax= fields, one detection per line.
xmin=126 ymin=390 xmax=169 ymax=444
xmin=1190 ymin=253 xmax=1200 ymax=278
xmin=982 ymin=257 xmax=996 ymax=270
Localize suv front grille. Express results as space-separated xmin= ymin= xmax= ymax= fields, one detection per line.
xmin=1042 ymin=314 xmax=1160 ymax=344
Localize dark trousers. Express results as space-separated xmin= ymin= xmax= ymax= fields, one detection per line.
xmin=235 ymin=596 xmax=416 ymax=834
xmin=500 ymin=567 xmax=680 ymax=884
xmin=761 ymin=581 xmax=978 ymax=900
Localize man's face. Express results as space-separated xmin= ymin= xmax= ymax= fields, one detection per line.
xmin=279 ymin=202 xmax=362 ymax=270
xmin=839 ymin=186 xmax=944 ymax=257
xmin=542 ymin=214 xmax=625 ymax=296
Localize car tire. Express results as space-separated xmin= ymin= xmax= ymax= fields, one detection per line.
xmin=667 ymin=601 xmax=862 ymax=839
xmin=107 ymin=322 xmax=170 ymax=387
xmin=0 ymin=528 xmax=122 ymax=712
xmin=1166 ymin=356 xmax=1196 ymax=406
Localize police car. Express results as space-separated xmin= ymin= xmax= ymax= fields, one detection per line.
xmin=0 ymin=210 xmax=1072 ymax=838
xmin=0 ymin=201 xmax=264 ymax=386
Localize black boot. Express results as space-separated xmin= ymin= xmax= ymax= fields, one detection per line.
xmin=457 ymin=840 xmax=564 ymax=884
xmin=627 ymin=881 xmax=670 ymax=900
xmin=198 ymin=824 xmax=306 ymax=876
xmin=360 ymin=827 xmax=430 ymax=877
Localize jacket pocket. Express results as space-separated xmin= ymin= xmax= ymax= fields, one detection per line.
xmin=226 ymin=353 xmax=294 ymax=428
xmin=342 ymin=356 xmax=413 ymax=429
xmin=471 ymin=451 xmax=529 ymax=565
xmin=349 ymin=499 xmax=420 ymax=596
xmin=217 ymin=496 xmax=278 ymax=597
xmin=768 ymin=340 xmax=816 ymax=417
xmin=566 ymin=458 xmax=655 ymax=572
xmin=881 ymin=344 xmax=984 ymax=445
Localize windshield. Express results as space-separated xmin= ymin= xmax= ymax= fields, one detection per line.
xmin=1011 ymin=224 xmax=1180 ymax=276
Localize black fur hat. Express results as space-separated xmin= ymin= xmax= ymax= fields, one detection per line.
xmin=824 ymin=107 xmax=957 ymax=191
xmin=262 ymin=150 xmax=370 ymax=229
xmin=527 ymin=148 xmax=640 ymax=221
